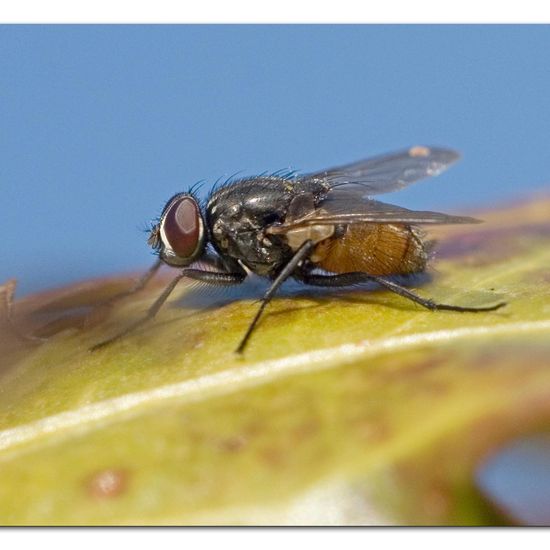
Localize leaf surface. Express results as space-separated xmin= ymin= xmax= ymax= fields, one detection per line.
xmin=1 ymin=195 xmax=550 ymax=525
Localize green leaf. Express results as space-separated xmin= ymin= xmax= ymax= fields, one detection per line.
xmin=1 ymin=195 xmax=550 ymax=525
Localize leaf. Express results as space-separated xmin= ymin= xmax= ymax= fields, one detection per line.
xmin=1 ymin=195 xmax=550 ymax=525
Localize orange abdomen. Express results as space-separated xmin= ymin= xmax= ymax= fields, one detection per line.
xmin=314 ymin=223 xmax=429 ymax=276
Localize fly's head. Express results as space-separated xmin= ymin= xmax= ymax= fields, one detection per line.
xmin=148 ymin=193 xmax=207 ymax=267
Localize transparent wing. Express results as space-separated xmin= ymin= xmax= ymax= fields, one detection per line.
xmin=302 ymin=145 xmax=460 ymax=195
xmin=269 ymin=186 xmax=480 ymax=234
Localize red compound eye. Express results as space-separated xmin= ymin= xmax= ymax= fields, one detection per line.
xmin=160 ymin=196 xmax=203 ymax=259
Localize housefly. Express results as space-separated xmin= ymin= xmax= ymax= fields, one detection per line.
xmin=92 ymin=146 xmax=506 ymax=353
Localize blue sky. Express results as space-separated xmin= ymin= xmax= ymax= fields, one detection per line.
xmin=2 ymin=25 xmax=550 ymax=295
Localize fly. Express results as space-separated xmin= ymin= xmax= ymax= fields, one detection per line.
xmin=92 ymin=146 xmax=506 ymax=353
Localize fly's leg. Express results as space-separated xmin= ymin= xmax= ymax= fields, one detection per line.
xmin=84 ymin=259 xmax=164 ymax=329
xmin=91 ymin=251 xmax=235 ymax=314
xmin=90 ymin=267 xmax=246 ymax=351
xmin=299 ymin=272 xmax=507 ymax=312
xmin=93 ymin=259 xmax=163 ymax=309
xmin=236 ymin=240 xmax=315 ymax=354
xmin=369 ymin=276 xmax=506 ymax=312
xmin=109 ymin=258 xmax=163 ymax=301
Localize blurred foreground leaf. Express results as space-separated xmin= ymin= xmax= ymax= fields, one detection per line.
xmin=1 ymin=195 xmax=550 ymax=525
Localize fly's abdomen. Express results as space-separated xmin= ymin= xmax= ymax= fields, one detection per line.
xmin=313 ymin=223 xmax=429 ymax=276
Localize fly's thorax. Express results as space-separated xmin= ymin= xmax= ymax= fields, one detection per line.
xmin=205 ymin=177 xmax=297 ymax=275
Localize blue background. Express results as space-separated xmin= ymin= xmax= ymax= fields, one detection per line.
xmin=2 ymin=25 xmax=550 ymax=296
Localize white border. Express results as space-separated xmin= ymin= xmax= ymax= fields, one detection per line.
xmin=0 ymin=528 xmax=547 ymax=546
xmin=2 ymin=0 xmax=550 ymax=23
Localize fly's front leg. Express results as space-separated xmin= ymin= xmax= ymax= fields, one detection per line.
xmin=236 ymin=240 xmax=315 ymax=354
xmin=90 ymin=264 xmax=246 ymax=351
xmin=89 ymin=258 xmax=163 ymax=312
xmin=107 ymin=258 xmax=163 ymax=302
xmin=300 ymin=271 xmax=506 ymax=312
xmin=84 ymin=258 xmax=164 ymax=330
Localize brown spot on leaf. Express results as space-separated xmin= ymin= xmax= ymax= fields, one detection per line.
xmin=354 ymin=419 xmax=391 ymax=444
xmin=86 ymin=468 xmax=129 ymax=499
xmin=259 ymin=447 xmax=286 ymax=468
xmin=218 ymin=435 xmax=248 ymax=453
xmin=244 ymin=420 xmax=265 ymax=437
xmin=292 ymin=419 xmax=321 ymax=442
xmin=423 ymin=485 xmax=451 ymax=520
xmin=385 ymin=355 xmax=447 ymax=380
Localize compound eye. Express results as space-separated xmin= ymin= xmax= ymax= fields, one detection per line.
xmin=160 ymin=196 xmax=203 ymax=260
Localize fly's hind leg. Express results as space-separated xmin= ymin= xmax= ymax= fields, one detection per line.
xmin=299 ymin=271 xmax=507 ymax=312
xmin=90 ymin=264 xmax=246 ymax=351
xmin=368 ymin=275 xmax=506 ymax=313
